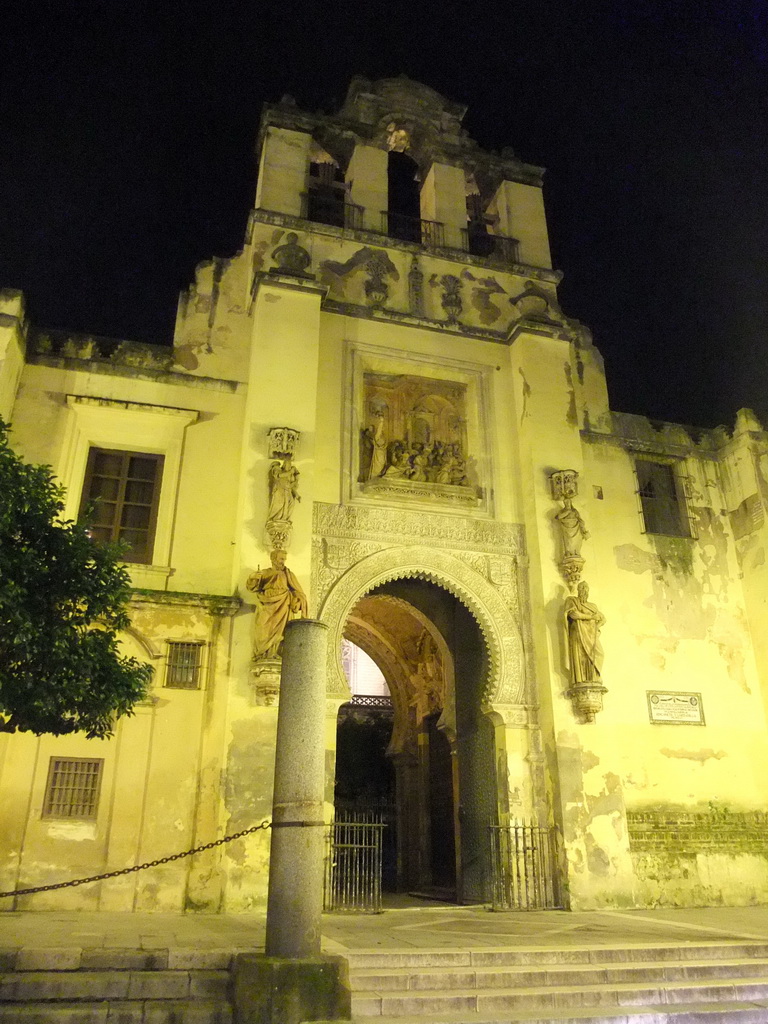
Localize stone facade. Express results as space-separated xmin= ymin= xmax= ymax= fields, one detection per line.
xmin=1 ymin=77 xmax=768 ymax=912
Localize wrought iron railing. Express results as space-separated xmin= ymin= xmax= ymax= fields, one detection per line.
xmin=350 ymin=694 xmax=393 ymax=708
xmin=488 ymin=821 xmax=562 ymax=911
xmin=461 ymin=228 xmax=520 ymax=263
xmin=324 ymin=812 xmax=387 ymax=913
xmin=380 ymin=211 xmax=445 ymax=248
xmin=303 ymin=191 xmax=364 ymax=231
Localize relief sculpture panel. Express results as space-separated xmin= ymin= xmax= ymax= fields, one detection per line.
xmin=358 ymin=372 xmax=481 ymax=508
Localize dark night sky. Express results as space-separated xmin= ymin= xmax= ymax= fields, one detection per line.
xmin=1 ymin=1 xmax=766 ymax=429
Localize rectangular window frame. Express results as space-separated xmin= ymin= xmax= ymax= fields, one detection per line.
xmin=634 ymin=457 xmax=694 ymax=539
xmin=59 ymin=396 xmax=198 ymax=582
xmin=42 ymin=757 xmax=104 ymax=821
xmin=79 ymin=447 xmax=164 ymax=564
xmin=165 ymin=640 xmax=206 ymax=690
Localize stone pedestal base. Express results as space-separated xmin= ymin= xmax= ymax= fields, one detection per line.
xmin=566 ymin=682 xmax=608 ymax=723
xmin=559 ymin=554 xmax=585 ymax=588
xmin=251 ymin=658 xmax=282 ymax=706
xmin=232 ymin=954 xmax=351 ymax=1024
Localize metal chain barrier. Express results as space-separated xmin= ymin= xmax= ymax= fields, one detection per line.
xmin=0 ymin=820 xmax=272 ymax=899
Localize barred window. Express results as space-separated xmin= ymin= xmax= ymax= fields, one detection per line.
xmin=79 ymin=448 xmax=164 ymax=564
xmin=42 ymin=758 xmax=104 ymax=820
xmin=636 ymin=459 xmax=690 ymax=537
xmin=165 ymin=641 xmax=204 ymax=689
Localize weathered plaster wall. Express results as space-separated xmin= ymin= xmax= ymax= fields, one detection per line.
xmin=0 ymin=600 xmax=235 ymax=912
xmin=559 ymin=413 xmax=768 ymax=907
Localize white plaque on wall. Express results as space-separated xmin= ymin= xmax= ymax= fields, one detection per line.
xmin=647 ymin=691 xmax=705 ymax=725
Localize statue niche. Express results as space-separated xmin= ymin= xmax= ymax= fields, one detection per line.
xmin=359 ymin=372 xmax=477 ymax=506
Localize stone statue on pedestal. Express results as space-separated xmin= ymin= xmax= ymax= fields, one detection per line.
xmin=247 ymin=549 xmax=308 ymax=661
xmin=550 ymin=469 xmax=588 ymax=587
xmin=564 ymin=581 xmax=607 ymax=723
xmin=266 ymin=456 xmax=300 ymax=549
xmin=555 ymin=496 xmax=589 ymax=557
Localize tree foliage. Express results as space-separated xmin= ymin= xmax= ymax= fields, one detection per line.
xmin=0 ymin=420 xmax=152 ymax=737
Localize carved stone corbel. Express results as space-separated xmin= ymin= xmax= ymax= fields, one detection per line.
xmin=267 ymin=427 xmax=300 ymax=460
xmin=251 ymin=658 xmax=281 ymax=706
xmin=565 ymin=681 xmax=608 ymax=724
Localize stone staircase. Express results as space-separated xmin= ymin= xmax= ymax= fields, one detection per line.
xmin=5 ymin=940 xmax=768 ymax=1023
xmin=347 ymin=943 xmax=768 ymax=1023
xmin=0 ymin=946 xmax=233 ymax=1023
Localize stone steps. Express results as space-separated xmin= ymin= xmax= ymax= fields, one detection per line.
xmin=0 ymin=999 xmax=231 ymax=1023
xmin=346 ymin=943 xmax=768 ymax=1023
xmin=352 ymin=958 xmax=768 ymax=990
xmin=0 ymin=948 xmax=233 ymax=1024
xmin=363 ymin=1010 xmax=768 ymax=1024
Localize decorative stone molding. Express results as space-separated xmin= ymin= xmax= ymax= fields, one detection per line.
xmin=364 ymin=251 xmax=395 ymax=308
xmin=312 ymin=503 xmax=529 ymax=707
xmin=493 ymin=704 xmax=529 ymax=728
xmin=314 ymin=502 xmax=524 ymax=558
xmin=440 ymin=274 xmax=463 ymax=323
xmin=361 ymin=477 xmax=481 ymax=508
xmin=408 ymin=256 xmax=424 ymax=316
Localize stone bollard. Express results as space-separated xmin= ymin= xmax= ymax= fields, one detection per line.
xmin=266 ymin=618 xmax=328 ymax=958
xmin=233 ymin=619 xmax=350 ymax=1024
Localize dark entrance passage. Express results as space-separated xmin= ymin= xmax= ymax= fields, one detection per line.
xmin=426 ymin=711 xmax=456 ymax=894
xmin=334 ymin=698 xmax=397 ymax=892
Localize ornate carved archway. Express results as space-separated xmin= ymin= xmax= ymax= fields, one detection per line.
xmin=317 ymin=544 xmax=525 ymax=707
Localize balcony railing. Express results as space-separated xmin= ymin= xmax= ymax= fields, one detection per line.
xmin=462 ymin=227 xmax=520 ymax=263
xmin=380 ymin=211 xmax=445 ymax=248
xmin=303 ymin=191 xmax=364 ymax=231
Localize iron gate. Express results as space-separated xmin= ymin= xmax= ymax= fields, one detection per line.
xmin=324 ymin=812 xmax=387 ymax=913
xmin=489 ymin=822 xmax=562 ymax=911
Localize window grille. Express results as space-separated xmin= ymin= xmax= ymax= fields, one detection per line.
xmin=165 ymin=641 xmax=204 ymax=689
xmin=42 ymin=757 xmax=103 ymax=820
xmin=635 ymin=459 xmax=691 ymax=537
xmin=79 ymin=448 xmax=164 ymax=564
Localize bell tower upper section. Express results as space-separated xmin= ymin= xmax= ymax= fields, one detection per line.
xmin=253 ymin=75 xmax=552 ymax=271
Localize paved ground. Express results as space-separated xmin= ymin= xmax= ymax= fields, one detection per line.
xmin=2 ymin=901 xmax=768 ymax=954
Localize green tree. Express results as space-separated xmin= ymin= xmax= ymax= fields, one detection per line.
xmin=0 ymin=420 xmax=152 ymax=737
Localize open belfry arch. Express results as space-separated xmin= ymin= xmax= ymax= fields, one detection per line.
xmin=2 ymin=75 xmax=768 ymax=915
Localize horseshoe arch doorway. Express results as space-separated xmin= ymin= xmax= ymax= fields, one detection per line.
xmin=334 ymin=576 xmax=501 ymax=903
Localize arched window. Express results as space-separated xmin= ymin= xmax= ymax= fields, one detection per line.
xmin=304 ymin=144 xmax=362 ymax=229
xmin=386 ymin=151 xmax=421 ymax=243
